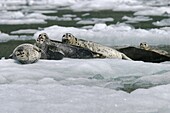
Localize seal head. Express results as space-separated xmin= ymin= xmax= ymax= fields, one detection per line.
xmin=10 ymin=44 xmax=41 ymax=64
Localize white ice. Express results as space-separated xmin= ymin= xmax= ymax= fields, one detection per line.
xmin=33 ymin=23 xmax=170 ymax=46
xmin=0 ymin=0 xmax=170 ymax=16
xmin=0 ymin=32 xmax=19 ymax=42
xmin=76 ymin=18 xmax=114 ymax=25
xmin=134 ymin=7 xmax=170 ymax=16
xmin=153 ymin=19 xmax=170 ymax=26
xmin=122 ymin=16 xmax=152 ymax=23
xmin=0 ymin=11 xmax=59 ymax=25
xmin=1 ymin=20 xmax=170 ymax=46
xmin=11 ymin=29 xmax=38 ymax=34
xmin=0 ymin=18 xmax=46 ymax=25
xmin=0 ymin=0 xmax=170 ymax=45
xmin=0 ymin=59 xmax=170 ymax=113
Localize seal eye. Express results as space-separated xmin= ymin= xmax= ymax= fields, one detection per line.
xmin=43 ymin=34 xmax=47 ymax=37
xmin=63 ymin=35 xmax=66 ymax=38
xmin=68 ymin=34 xmax=71 ymax=37
xmin=140 ymin=43 xmax=142 ymax=46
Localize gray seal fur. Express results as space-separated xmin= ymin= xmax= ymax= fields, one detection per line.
xmin=35 ymin=33 xmax=102 ymax=59
xmin=62 ymin=33 xmax=132 ymax=60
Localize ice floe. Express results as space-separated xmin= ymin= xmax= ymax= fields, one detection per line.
xmin=0 ymin=0 xmax=170 ymax=17
xmin=122 ymin=16 xmax=153 ymax=23
xmin=0 ymin=58 xmax=170 ymax=112
xmin=153 ymin=18 xmax=170 ymax=26
xmin=76 ymin=18 xmax=114 ymax=25
xmin=10 ymin=29 xmax=38 ymax=34
xmin=33 ymin=23 xmax=170 ymax=46
xmin=1 ymin=22 xmax=170 ymax=46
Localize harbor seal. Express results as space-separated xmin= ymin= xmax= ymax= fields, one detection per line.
xmin=118 ymin=46 xmax=170 ymax=63
xmin=35 ymin=33 xmax=102 ymax=59
xmin=62 ymin=33 xmax=132 ymax=60
xmin=140 ymin=42 xmax=169 ymax=55
xmin=9 ymin=44 xmax=42 ymax=64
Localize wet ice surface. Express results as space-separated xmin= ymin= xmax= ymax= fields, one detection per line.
xmin=0 ymin=59 xmax=170 ymax=113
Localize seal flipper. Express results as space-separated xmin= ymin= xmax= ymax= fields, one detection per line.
xmin=39 ymin=49 xmax=47 ymax=59
xmin=8 ymin=53 xmax=14 ymax=59
xmin=121 ymin=53 xmax=132 ymax=60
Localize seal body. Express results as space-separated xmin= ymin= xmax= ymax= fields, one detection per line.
xmin=62 ymin=33 xmax=132 ymax=60
xmin=10 ymin=44 xmax=41 ymax=64
xmin=35 ymin=33 xmax=101 ymax=59
xmin=140 ymin=42 xmax=169 ymax=55
xmin=118 ymin=46 xmax=170 ymax=63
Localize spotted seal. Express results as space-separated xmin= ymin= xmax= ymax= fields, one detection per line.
xmin=62 ymin=33 xmax=132 ymax=60
xmin=140 ymin=42 xmax=169 ymax=55
xmin=9 ymin=44 xmax=42 ymax=64
xmin=35 ymin=33 xmax=102 ymax=59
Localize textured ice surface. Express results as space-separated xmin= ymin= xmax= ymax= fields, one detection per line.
xmin=76 ymin=18 xmax=114 ymax=25
xmin=122 ymin=16 xmax=153 ymax=23
xmin=33 ymin=24 xmax=170 ymax=46
xmin=153 ymin=19 xmax=170 ymax=26
xmin=0 ymin=0 xmax=170 ymax=44
xmin=0 ymin=11 xmax=58 ymax=25
xmin=0 ymin=0 xmax=170 ymax=16
xmin=11 ymin=29 xmax=38 ymax=34
xmin=0 ymin=59 xmax=170 ymax=113
xmin=0 ymin=32 xmax=19 ymax=42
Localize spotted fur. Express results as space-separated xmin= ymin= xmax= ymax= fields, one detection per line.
xmin=62 ymin=33 xmax=132 ymax=60
xmin=10 ymin=44 xmax=41 ymax=64
xmin=36 ymin=33 xmax=102 ymax=59
xmin=140 ymin=42 xmax=168 ymax=55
